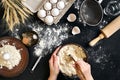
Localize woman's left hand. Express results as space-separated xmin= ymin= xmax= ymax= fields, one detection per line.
xmin=48 ymin=47 xmax=60 ymax=80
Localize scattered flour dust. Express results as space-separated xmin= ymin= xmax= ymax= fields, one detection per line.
xmin=73 ymin=0 xmax=82 ymax=10
xmin=73 ymin=0 xmax=82 ymax=22
xmin=31 ymin=23 xmax=70 ymax=56
xmin=13 ymin=22 xmax=70 ymax=57
xmin=87 ymin=45 xmax=110 ymax=69
xmin=98 ymin=19 xmax=108 ymax=29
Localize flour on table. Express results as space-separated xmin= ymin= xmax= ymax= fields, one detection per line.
xmin=32 ymin=24 xmax=69 ymax=56
xmin=12 ymin=21 xmax=70 ymax=57
xmin=98 ymin=19 xmax=108 ymax=29
xmin=87 ymin=45 xmax=110 ymax=70
xmin=73 ymin=0 xmax=82 ymax=10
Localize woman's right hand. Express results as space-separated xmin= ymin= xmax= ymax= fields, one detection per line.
xmin=75 ymin=60 xmax=94 ymax=80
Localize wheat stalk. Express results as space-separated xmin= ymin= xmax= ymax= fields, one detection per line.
xmin=2 ymin=0 xmax=33 ymax=30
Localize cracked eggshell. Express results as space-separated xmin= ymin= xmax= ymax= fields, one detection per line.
xmin=67 ymin=13 xmax=77 ymax=22
xmin=57 ymin=1 xmax=65 ymax=9
xmin=45 ymin=15 xmax=54 ymax=25
xmin=3 ymin=53 xmax=10 ymax=60
xmin=72 ymin=26 xmax=81 ymax=35
xmin=44 ymin=2 xmax=52 ymax=10
xmin=51 ymin=8 xmax=60 ymax=16
xmin=37 ymin=9 xmax=46 ymax=18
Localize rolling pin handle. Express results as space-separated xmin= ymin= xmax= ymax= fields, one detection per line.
xmin=89 ymin=34 xmax=104 ymax=46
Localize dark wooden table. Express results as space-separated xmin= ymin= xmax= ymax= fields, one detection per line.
xmin=0 ymin=0 xmax=120 ymax=80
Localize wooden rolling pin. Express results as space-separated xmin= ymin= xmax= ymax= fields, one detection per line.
xmin=89 ymin=16 xmax=120 ymax=46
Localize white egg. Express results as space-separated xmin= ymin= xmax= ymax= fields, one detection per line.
xmin=51 ymin=8 xmax=60 ymax=16
xmin=44 ymin=2 xmax=52 ymax=10
xmin=3 ymin=52 xmax=10 ymax=60
xmin=33 ymin=34 xmax=38 ymax=39
xmin=57 ymin=1 xmax=65 ymax=9
xmin=37 ymin=9 xmax=46 ymax=18
xmin=50 ymin=0 xmax=57 ymax=3
xmin=67 ymin=13 xmax=77 ymax=22
xmin=45 ymin=15 xmax=54 ymax=25
xmin=72 ymin=26 xmax=81 ymax=35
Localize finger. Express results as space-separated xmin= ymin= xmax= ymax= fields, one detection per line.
xmin=75 ymin=62 xmax=86 ymax=79
xmin=76 ymin=60 xmax=86 ymax=66
xmin=75 ymin=63 xmax=81 ymax=70
xmin=76 ymin=59 xmax=84 ymax=64
xmin=49 ymin=55 xmax=54 ymax=67
xmin=75 ymin=60 xmax=86 ymax=70
xmin=76 ymin=60 xmax=91 ymax=73
xmin=73 ymin=63 xmax=76 ymax=68
xmin=53 ymin=54 xmax=59 ymax=67
xmin=53 ymin=46 xmax=61 ymax=55
xmin=49 ymin=46 xmax=61 ymax=68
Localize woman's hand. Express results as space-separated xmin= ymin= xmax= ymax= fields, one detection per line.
xmin=48 ymin=47 xmax=60 ymax=80
xmin=75 ymin=60 xmax=94 ymax=80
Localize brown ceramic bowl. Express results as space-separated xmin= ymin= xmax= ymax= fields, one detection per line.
xmin=57 ymin=43 xmax=87 ymax=77
xmin=0 ymin=37 xmax=29 ymax=77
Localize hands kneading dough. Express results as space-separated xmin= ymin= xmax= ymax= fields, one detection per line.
xmin=57 ymin=44 xmax=87 ymax=76
xmin=48 ymin=46 xmax=94 ymax=80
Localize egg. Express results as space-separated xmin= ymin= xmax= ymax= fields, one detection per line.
xmin=57 ymin=1 xmax=65 ymax=9
xmin=3 ymin=52 xmax=10 ymax=60
xmin=37 ymin=9 xmax=46 ymax=18
xmin=67 ymin=13 xmax=76 ymax=22
xmin=50 ymin=0 xmax=57 ymax=4
xmin=72 ymin=26 xmax=81 ymax=35
xmin=51 ymin=8 xmax=60 ymax=16
xmin=45 ymin=15 xmax=54 ymax=25
xmin=33 ymin=34 xmax=38 ymax=39
xmin=44 ymin=2 xmax=52 ymax=10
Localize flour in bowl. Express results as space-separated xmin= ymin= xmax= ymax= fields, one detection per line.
xmin=0 ymin=44 xmax=21 ymax=70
